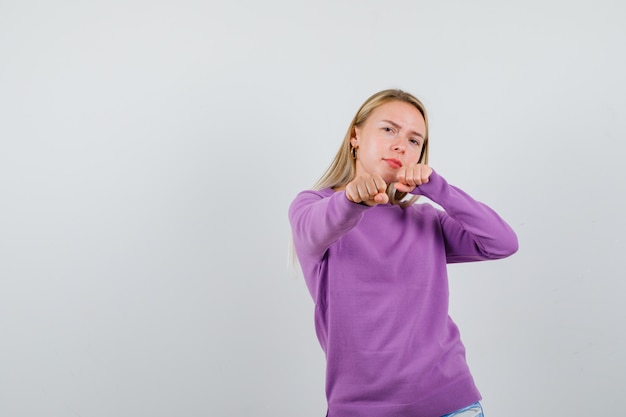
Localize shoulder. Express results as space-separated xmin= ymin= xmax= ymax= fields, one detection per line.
xmin=289 ymin=187 xmax=335 ymax=212
xmin=296 ymin=188 xmax=333 ymax=198
xmin=291 ymin=188 xmax=333 ymax=204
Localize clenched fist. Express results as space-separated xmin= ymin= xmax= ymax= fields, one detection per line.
xmin=345 ymin=173 xmax=389 ymax=206
xmin=394 ymin=164 xmax=433 ymax=193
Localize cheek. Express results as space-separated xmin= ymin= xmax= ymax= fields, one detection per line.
xmin=408 ymin=148 xmax=423 ymax=164
xmin=363 ymin=138 xmax=384 ymax=155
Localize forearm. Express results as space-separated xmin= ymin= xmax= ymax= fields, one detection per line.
xmin=412 ymin=170 xmax=518 ymax=260
xmin=289 ymin=189 xmax=370 ymax=260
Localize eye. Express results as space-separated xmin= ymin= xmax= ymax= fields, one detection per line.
xmin=409 ymin=138 xmax=421 ymax=146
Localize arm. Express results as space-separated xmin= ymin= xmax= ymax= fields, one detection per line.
xmin=411 ymin=170 xmax=519 ymax=263
xmin=288 ymin=189 xmax=370 ymax=261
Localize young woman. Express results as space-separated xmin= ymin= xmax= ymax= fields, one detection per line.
xmin=288 ymin=89 xmax=518 ymax=417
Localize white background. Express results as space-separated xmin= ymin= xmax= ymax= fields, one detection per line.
xmin=1 ymin=1 xmax=625 ymax=416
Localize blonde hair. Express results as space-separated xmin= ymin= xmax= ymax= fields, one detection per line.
xmin=313 ymin=89 xmax=429 ymax=207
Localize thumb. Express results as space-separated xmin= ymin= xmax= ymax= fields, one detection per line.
xmin=392 ymin=182 xmax=415 ymax=193
xmin=374 ymin=192 xmax=389 ymax=204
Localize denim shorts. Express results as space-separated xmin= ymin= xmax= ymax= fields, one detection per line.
xmin=440 ymin=402 xmax=484 ymax=417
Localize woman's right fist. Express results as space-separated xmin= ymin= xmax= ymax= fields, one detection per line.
xmin=345 ymin=173 xmax=389 ymax=206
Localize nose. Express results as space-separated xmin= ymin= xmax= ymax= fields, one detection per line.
xmin=392 ymin=140 xmax=406 ymax=153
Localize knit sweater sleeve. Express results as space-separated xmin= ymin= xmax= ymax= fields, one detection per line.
xmin=288 ymin=189 xmax=370 ymax=261
xmin=412 ymin=170 xmax=519 ymax=263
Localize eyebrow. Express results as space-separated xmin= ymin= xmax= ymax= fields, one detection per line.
xmin=381 ymin=120 xmax=425 ymax=139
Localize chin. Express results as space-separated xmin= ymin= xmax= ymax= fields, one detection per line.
xmin=378 ymin=169 xmax=396 ymax=183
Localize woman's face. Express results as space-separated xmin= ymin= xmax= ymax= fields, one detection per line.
xmin=352 ymin=100 xmax=426 ymax=184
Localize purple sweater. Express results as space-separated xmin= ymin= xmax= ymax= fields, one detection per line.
xmin=288 ymin=170 xmax=518 ymax=417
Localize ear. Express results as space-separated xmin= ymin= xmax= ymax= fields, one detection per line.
xmin=351 ymin=127 xmax=360 ymax=147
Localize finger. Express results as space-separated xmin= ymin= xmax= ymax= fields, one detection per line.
xmin=364 ymin=177 xmax=378 ymax=198
xmin=372 ymin=173 xmax=388 ymax=194
xmin=345 ymin=183 xmax=361 ymax=203
xmin=396 ymin=167 xmax=407 ymax=185
xmin=413 ymin=164 xmax=422 ymax=186
xmin=356 ymin=181 xmax=370 ymax=202
xmin=393 ymin=182 xmax=414 ymax=193
xmin=421 ymin=165 xmax=432 ymax=184
xmin=401 ymin=166 xmax=421 ymax=187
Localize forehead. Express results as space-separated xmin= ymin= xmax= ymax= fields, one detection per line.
xmin=367 ymin=100 xmax=425 ymax=131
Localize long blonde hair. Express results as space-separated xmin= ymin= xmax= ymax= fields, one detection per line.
xmin=313 ymin=89 xmax=429 ymax=207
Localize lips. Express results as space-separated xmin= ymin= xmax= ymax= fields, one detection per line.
xmin=383 ymin=158 xmax=402 ymax=169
